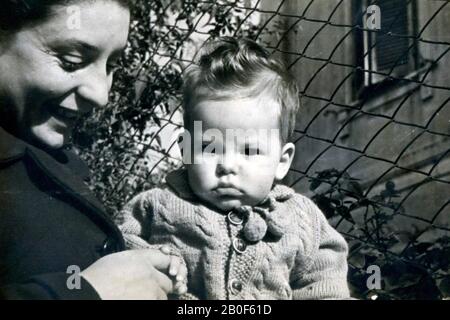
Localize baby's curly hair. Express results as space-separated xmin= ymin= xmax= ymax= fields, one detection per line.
xmin=183 ymin=37 xmax=300 ymax=143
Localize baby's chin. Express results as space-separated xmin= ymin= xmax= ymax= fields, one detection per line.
xmin=193 ymin=189 xmax=265 ymax=212
xmin=209 ymin=197 xmax=261 ymax=212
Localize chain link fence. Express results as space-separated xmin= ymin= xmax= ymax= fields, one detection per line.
xmin=74 ymin=0 xmax=450 ymax=299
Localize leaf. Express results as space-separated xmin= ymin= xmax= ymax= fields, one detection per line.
xmin=313 ymin=182 xmax=333 ymax=195
xmin=383 ymin=262 xmax=423 ymax=290
xmin=349 ymin=242 xmax=363 ymax=254
xmin=393 ymin=230 xmax=414 ymax=243
xmin=337 ymin=206 xmax=355 ymax=223
xmin=365 ymin=254 xmax=379 ymax=265
xmin=349 ymin=252 xmax=366 ymax=269
xmin=388 ymin=241 xmax=408 ymax=255
xmin=342 ymin=179 xmax=364 ymax=198
xmin=309 ymin=178 xmax=322 ymax=191
xmin=385 ymin=181 xmax=396 ymax=191
xmin=413 ymin=242 xmax=433 ymax=254
xmin=425 ymin=248 xmax=450 ymax=270
xmin=371 ymin=195 xmax=384 ymax=203
xmin=313 ymin=196 xmax=336 ymax=219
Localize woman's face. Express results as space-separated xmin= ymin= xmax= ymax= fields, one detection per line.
xmin=0 ymin=1 xmax=130 ymax=149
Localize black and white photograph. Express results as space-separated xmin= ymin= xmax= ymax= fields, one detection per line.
xmin=0 ymin=0 xmax=449 ymax=303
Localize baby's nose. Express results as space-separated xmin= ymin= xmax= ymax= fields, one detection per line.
xmin=216 ymin=154 xmax=238 ymax=175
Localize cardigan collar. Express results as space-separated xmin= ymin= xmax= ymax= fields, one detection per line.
xmin=166 ymin=168 xmax=295 ymax=242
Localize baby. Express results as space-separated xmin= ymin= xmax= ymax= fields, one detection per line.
xmin=117 ymin=37 xmax=350 ymax=300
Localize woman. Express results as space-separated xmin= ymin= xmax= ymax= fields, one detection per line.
xmin=0 ymin=0 xmax=174 ymax=299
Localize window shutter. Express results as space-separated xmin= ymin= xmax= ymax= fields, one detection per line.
xmin=375 ymin=0 xmax=409 ymax=71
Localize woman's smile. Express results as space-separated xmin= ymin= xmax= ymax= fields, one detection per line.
xmin=45 ymin=103 xmax=81 ymax=131
xmin=47 ymin=104 xmax=80 ymax=121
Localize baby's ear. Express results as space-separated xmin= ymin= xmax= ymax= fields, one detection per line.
xmin=275 ymin=142 xmax=295 ymax=181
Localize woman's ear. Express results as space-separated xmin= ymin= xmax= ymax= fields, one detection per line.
xmin=275 ymin=142 xmax=295 ymax=181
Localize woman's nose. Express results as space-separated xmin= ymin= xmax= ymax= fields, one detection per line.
xmin=77 ymin=67 xmax=111 ymax=111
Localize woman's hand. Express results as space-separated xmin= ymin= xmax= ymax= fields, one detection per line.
xmin=159 ymin=245 xmax=188 ymax=296
xmin=80 ymin=248 xmax=175 ymax=300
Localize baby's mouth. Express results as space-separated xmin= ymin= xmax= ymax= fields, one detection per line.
xmin=213 ymin=186 xmax=244 ymax=197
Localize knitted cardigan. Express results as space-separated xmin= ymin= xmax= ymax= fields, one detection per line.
xmin=116 ymin=169 xmax=350 ymax=300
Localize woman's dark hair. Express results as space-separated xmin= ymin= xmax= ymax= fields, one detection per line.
xmin=0 ymin=0 xmax=131 ymax=31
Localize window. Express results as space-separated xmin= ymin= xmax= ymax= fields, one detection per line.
xmin=353 ymin=0 xmax=421 ymax=95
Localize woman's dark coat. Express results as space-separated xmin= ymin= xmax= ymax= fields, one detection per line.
xmin=0 ymin=127 xmax=125 ymax=299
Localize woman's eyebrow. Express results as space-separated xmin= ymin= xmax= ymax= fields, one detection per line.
xmin=48 ymin=38 xmax=99 ymax=54
xmin=48 ymin=38 xmax=127 ymax=60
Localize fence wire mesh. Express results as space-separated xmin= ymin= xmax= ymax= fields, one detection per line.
xmin=75 ymin=0 xmax=450 ymax=299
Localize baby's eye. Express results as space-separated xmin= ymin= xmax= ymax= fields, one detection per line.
xmin=244 ymin=146 xmax=261 ymax=156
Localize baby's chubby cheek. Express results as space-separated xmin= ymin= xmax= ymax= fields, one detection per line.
xmin=248 ymin=179 xmax=274 ymax=202
xmin=186 ymin=164 xmax=214 ymax=196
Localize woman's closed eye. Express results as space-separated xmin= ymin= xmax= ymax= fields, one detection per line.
xmin=59 ymin=55 xmax=86 ymax=72
xmin=60 ymin=55 xmax=119 ymax=75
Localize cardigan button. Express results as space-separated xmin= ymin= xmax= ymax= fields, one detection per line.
xmin=100 ymin=237 xmax=119 ymax=256
xmin=228 ymin=211 xmax=243 ymax=225
xmin=232 ymin=238 xmax=247 ymax=254
xmin=229 ymin=279 xmax=243 ymax=295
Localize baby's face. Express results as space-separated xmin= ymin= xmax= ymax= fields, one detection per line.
xmin=185 ymin=96 xmax=292 ymax=212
